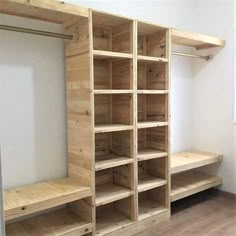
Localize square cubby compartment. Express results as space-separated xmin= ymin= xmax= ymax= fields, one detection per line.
xmin=95 ymin=165 xmax=133 ymax=207
xmin=138 ymin=62 xmax=168 ymax=90
xmin=138 ymin=94 xmax=168 ymax=123
xmin=95 ymin=94 xmax=132 ymax=127
xmin=139 ymin=186 xmax=167 ymax=220
xmin=94 ymin=59 xmax=133 ymax=90
xmin=138 ymin=21 xmax=167 ymax=58
xmin=138 ymin=127 xmax=168 ymax=161
xmin=96 ymin=197 xmax=133 ymax=235
xmin=138 ymin=157 xmax=167 ymax=192
xmin=92 ymin=11 xmax=132 ymax=53
xmin=95 ymin=131 xmax=133 ymax=171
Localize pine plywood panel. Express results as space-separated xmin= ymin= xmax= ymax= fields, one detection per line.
xmin=4 ymin=178 xmax=92 ymax=221
xmin=171 ymin=171 xmax=223 ymax=202
xmin=0 ymin=0 xmax=88 ymax=24
xmin=171 ymin=28 xmax=225 ymax=49
xmin=6 ymin=208 xmax=92 ymax=236
xmin=171 ymin=150 xmax=223 ymax=174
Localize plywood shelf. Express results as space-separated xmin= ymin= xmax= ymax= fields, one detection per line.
xmin=171 ymin=29 xmax=225 ymax=49
xmin=94 ymin=90 xmax=133 ymax=94
xmin=138 ymin=175 xmax=167 ymax=193
xmin=96 ymin=183 xmax=133 ymax=206
xmin=138 ymin=55 xmax=168 ymax=63
xmin=93 ymin=50 xmax=133 ymax=59
xmin=95 ymin=155 xmax=133 ymax=171
xmin=94 ymin=124 xmax=133 ymax=133
xmin=96 ymin=208 xmax=132 ymax=235
xmin=138 ymin=148 xmax=167 ymax=161
xmin=171 ymin=150 xmax=223 ymax=174
xmin=137 ymin=121 xmax=169 ymax=129
xmin=138 ymin=90 xmax=169 ymax=94
xmin=171 ymin=171 xmax=223 ymax=202
xmin=6 ymin=208 xmax=92 ymax=236
xmin=139 ymin=199 xmax=167 ymax=220
xmin=4 ymin=177 xmax=92 ymax=221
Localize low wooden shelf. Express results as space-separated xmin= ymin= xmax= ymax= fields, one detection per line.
xmin=171 ymin=150 xmax=223 ymax=174
xmin=94 ymin=124 xmax=133 ymax=133
xmin=138 ymin=149 xmax=167 ymax=161
xmin=4 ymin=177 xmax=92 ymax=221
xmin=6 ymin=208 xmax=92 ymax=236
xmin=171 ymin=171 xmax=223 ymax=202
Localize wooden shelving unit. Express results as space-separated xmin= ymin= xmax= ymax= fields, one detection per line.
xmin=170 ymin=151 xmax=223 ymax=202
xmin=0 ymin=1 xmax=225 ymax=235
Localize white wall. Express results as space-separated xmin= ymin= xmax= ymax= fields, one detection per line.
xmin=191 ymin=0 xmax=236 ymax=193
xmin=0 ymin=0 xmax=195 ymax=190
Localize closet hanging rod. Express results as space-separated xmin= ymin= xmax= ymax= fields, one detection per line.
xmin=0 ymin=24 xmax=73 ymax=40
xmin=172 ymin=51 xmax=210 ymax=60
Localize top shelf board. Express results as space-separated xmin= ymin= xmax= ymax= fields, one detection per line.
xmin=171 ymin=150 xmax=223 ymax=174
xmin=0 ymin=0 xmax=89 ymax=24
xmin=171 ymin=29 xmax=225 ymax=50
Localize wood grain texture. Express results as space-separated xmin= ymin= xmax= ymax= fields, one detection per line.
xmin=171 ymin=150 xmax=223 ymax=174
xmin=4 ymin=178 xmax=92 ymax=221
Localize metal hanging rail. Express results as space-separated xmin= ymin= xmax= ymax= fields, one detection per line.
xmin=0 ymin=24 xmax=210 ymax=60
xmin=172 ymin=51 xmax=210 ymax=61
xmin=0 ymin=24 xmax=73 ymax=40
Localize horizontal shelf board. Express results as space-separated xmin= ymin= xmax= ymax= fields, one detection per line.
xmin=93 ymin=50 xmax=133 ymax=59
xmin=96 ymin=183 xmax=133 ymax=207
xmin=138 ymin=90 xmax=169 ymax=94
xmin=95 ymin=156 xmax=133 ymax=171
xmin=6 ymin=208 xmax=92 ymax=236
xmin=96 ymin=209 xmax=132 ymax=235
xmin=4 ymin=177 xmax=92 ymax=221
xmin=171 ymin=150 xmax=223 ymax=174
xmin=171 ymin=29 xmax=225 ymax=49
xmin=138 ymin=55 xmax=168 ymax=63
xmin=138 ymin=175 xmax=167 ymax=192
xmin=139 ymin=200 xmax=168 ymax=221
xmin=94 ymin=90 xmax=133 ymax=94
xmin=138 ymin=148 xmax=168 ymax=161
xmin=94 ymin=124 xmax=133 ymax=133
xmin=137 ymin=121 xmax=169 ymax=129
xmin=171 ymin=171 xmax=223 ymax=202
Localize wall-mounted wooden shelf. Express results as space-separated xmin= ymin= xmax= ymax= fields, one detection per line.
xmin=171 ymin=29 xmax=225 ymax=49
xmin=4 ymin=177 xmax=92 ymax=221
xmin=6 ymin=207 xmax=92 ymax=236
xmin=171 ymin=171 xmax=223 ymax=202
xmin=171 ymin=150 xmax=223 ymax=174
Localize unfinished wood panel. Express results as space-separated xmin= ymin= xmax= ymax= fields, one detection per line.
xmin=5 ymin=207 xmax=92 ymax=236
xmin=171 ymin=150 xmax=223 ymax=174
xmin=94 ymin=59 xmax=132 ymax=90
xmin=95 ymin=131 xmax=133 ymax=171
xmin=4 ymin=178 xmax=92 ymax=221
xmin=65 ymin=18 xmax=94 ymax=187
xmin=138 ymin=187 xmax=168 ymax=220
xmin=92 ymin=11 xmax=132 ymax=53
xmin=96 ymin=197 xmax=133 ymax=235
xmin=0 ymin=0 xmax=88 ymax=24
xmin=138 ymin=63 xmax=167 ymax=90
xmin=171 ymin=171 xmax=223 ymax=202
xmin=138 ymin=158 xmax=167 ymax=192
xmin=171 ymin=28 xmax=225 ymax=49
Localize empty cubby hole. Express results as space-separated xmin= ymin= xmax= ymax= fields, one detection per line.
xmin=94 ymin=58 xmax=133 ymax=90
xmin=138 ymin=62 xmax=167 ymax=90
xmin=95 ymin=94 xmax=132 ymax=126
xmin=138 ymin=21 xmax=167 ymax=58
xmin=92 ymin=11 xmax=132 ymax=53
xmin=138 ymin=94 xmax=168 ymax=122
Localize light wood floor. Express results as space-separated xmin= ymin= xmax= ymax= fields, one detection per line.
xmin=136 ymin=189 xmax=236 ymax=236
